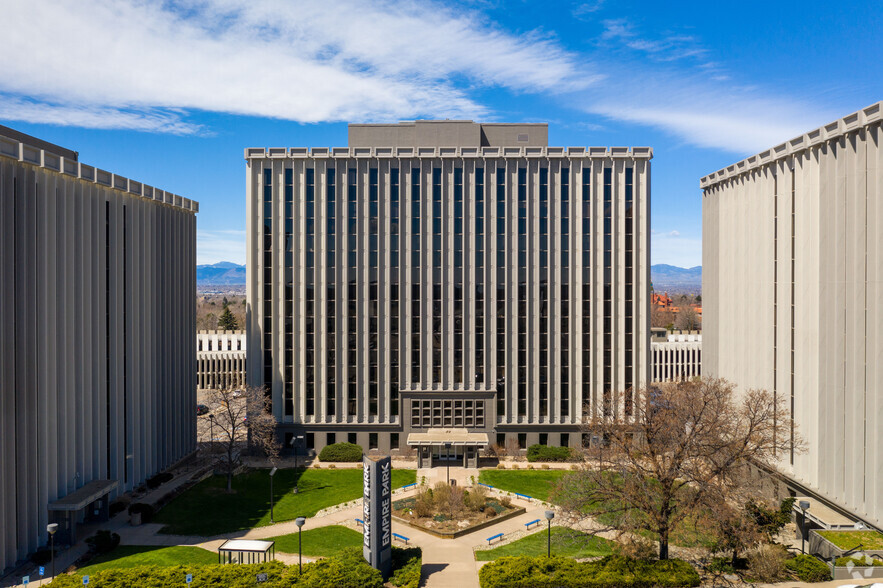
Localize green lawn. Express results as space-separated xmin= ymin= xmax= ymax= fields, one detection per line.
xmin=155 ymin=468 xmax=416 ymax=536
xmin=475 ymin=527 xmax=616 ymax=561
xmin=77 ymin=545 xmax=217 ymax=574
xmin=478 ymin=469 xmax=571 ymax=502
xmin=270 ymin=525 xmax=363 ymax=558
xmin=479 ymin=469 xmax=715 ymax=548
xmin=818 ymin=530 xmax=883 ymax=550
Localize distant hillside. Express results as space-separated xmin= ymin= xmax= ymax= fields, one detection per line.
xmin=651 ymin=264 xmax=701 ymax=294
xmin=197 ymin=262 xmax=245 ymax=285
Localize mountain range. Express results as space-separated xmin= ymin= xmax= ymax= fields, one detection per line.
xmin=198 ymin=262 xmax=701 ymax=293
xmin=197 ymin=262 xmax=246 ymax=285
xmin=650 ymin=264 xmax=702 ymax=294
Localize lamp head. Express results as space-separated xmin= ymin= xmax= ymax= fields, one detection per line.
xmin=295 ymin=517 xmax=306 ymax=528
xmin=269 ymin=467 xmax=278 ymax=477
xmin=47 ymin=523 xmax=58 ymax=535
xmin=545 ymin=510 xmax=555 ymax=521
xmin=799 ymin=500 xmax=810 ymax=511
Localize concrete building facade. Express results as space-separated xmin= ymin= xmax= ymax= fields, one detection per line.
xmin=0 ymin=128 xmax=198 ymax=572
xmin=702 ymin=102 xmax=883 ymax=529
xmin=246 ymin=120 xmax=652 ymax=464
xmin=650 ymin=328 xmax=701 ymax=383
xmin=197 ymin=330 xmax=247 ymax=391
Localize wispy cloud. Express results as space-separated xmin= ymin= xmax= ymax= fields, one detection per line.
xmin=198 ymin=229 xmax=246 ymax=265
xmin=578 ymin=19 xmax=837 ymax=154
xmin=651 ymin=230 xmax=701 ymax=267
xmin=572 ymin=1 xmax=605 ymax=19
xmin=1 ymin=0 xmax=587 ymax=133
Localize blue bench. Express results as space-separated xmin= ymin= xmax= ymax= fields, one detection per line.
xmin=477 ymin=482 xmax=494 ymax=489
xmin=355 ymin=518 xmax=364 ymax=526
xmin=392 ymin=532 xmax=410 ymax=545
xmin=524 ymin=519 xmax=541 ymax=529
xmin=487 ymin=533 xmax=504 ymax=545
xmin=401 ymin=483 xmax=417 ymax=490
xmin=514 ymin=492 xmax=533 ymax=502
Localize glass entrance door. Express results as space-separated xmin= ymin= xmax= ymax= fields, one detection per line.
xmin=432 ymin=445 xmax=462 ymax=462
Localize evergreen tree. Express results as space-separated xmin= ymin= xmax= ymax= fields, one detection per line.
xmin=218 ymin=304 xmax=239 ymax=331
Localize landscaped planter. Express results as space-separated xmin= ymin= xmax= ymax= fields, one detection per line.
xmin=392 ymin=506 xmax=526 ymax=539
xmin=832 ymin=565 xmax=883 ymax=580
xmin=809 ymin=530 xmax=883 ymax=560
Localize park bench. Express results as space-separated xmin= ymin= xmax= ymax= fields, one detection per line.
xmin=487 ymin=532 xmax=504 ymax=545
xmin=355 ymin=518 xmax=364 ymax=526
xmin=524 ymin=519 xmax=541 ymax=529
xmin=514 ymin=492 xmax=533 ymax=502
xmin=392 ymin=532 xmax=410 ymax=545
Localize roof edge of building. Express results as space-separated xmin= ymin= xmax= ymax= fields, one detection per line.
xmin=700 ymin=100 xmax=882 ymax=191
xmin=244 ymin=146 xmax=653 ymax=159
xmin=0 ymin=132 xmax=199 ymax=214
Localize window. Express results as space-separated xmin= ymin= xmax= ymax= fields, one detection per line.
xmin=369 ymin=432 xmax=378 ymax=450
xmin=349 ymin=432 xmax=357 ymax=445
xmin=327 ymin=432 xmax=336 ymax=445
xmin=391 ymin=432 xmax=399 ymax=450
xmin=539 ymin=433 xmax=548 ymax=446
xmin=517 ymin=433 xmax=526 ymax=449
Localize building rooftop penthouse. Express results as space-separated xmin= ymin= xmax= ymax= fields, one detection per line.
xmin=245 ymin=119 xmax=652 ymax=159
xmin=700 ymin=101 xmax=883 ymax=189
xmin=0 ymin=127 xmax=199 ymax=213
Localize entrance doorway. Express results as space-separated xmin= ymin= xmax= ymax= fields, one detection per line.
xmin=433 ymin=445 xmax=462 ymax=463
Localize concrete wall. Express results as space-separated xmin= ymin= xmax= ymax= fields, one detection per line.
xmin=0 ymin=132 xmax=197 ymax=572
xmin=702 ymin=101 xmax=883 ymax=529
xmin=348 ymin=120 xmax=548 ymax=148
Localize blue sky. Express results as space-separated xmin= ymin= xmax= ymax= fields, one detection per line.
xmin=2 ymin=0 xmax=880 ymax=266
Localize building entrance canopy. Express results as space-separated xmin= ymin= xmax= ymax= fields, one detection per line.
xmin=406 ymin=428 xmax=490 ymax=447
xmin=47 ymin=479 xmax=118 ymax=545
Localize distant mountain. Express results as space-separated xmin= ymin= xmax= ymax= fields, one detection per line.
xmin=651 ymin=264 xmax=702 ymax=294
xmin=197 ymin=262 xmax=246 ymax=285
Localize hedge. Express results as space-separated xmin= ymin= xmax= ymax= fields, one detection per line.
xmin=835 ymin=555 xmax=883 ymax=567
xmin=478 ymin=555 xmax=701 ymax=588
xmin=48 ymin=546 xmax=419 ymax=588
xmin=785 ymin=554 xmax=831 ymax=582
xmin=390 ymin=547 xmax=422 ymax=588
xmin=318 ymin=442 xmax=363 ymax=462
xmin=526 ymin=444 xmax=575 ymax=463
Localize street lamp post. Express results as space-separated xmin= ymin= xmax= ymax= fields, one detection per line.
xmin=544 ymin=511 xmax=555 ymax=557
xmin=291 ymin=435 xmax=305 ymax=494
xmin=47 ymin=523 xmax=58 ymax=582
xmin=209 ymin=414 xmax=215 ymax=453
xmin=269 ymin=467 xmax=278 ymax=524
xmin=799 ymin=500 xmax=810 ymax=555
xmin=295 ymin=517 xmax=306 ymax=574
xmin=444 ymin=441 xmax=452 ymax=486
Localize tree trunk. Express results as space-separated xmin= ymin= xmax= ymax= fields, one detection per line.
xmin=659 ymin=528 xmax=670 ymax=560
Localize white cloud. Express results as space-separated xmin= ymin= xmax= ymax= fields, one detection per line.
xmin=0 ymin=0 xmax=587 ymax=132
xmin=198 ymin=229 xmax=245 ymax=265
xmin=651 ymin=230 xmax=701 ymax=268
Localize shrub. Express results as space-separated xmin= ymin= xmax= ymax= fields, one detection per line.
xmin=785 ymin=554 xmax=831 ymax=582
xmin=835 ymin=555 xmax=883 ymax=567
xmin=86 ymin=530 xmax=120 ymax=555
xmin=747 ymin=544 xmax=788 ymax=583
xmin=478 ymin=555 xmax=700 ymax=588
xmin=541 ymin=464 xmax=550 ymax=470
xmin=127 ymin=503 xmax=154 ymax=523
xmin=526 ymin=444 xmax=574 ymax=463
xmin=146 ymin=472 xmax=174 ymax=489
xmin=390 ymin=547 xmax=422 ymax=588
xmin=496 ymin=463 xmax=506 ymax=470
xmin=109 ymin=499 xmax=128 ymax=517
xmin=318 ymin=442 xmax=363 ymax=462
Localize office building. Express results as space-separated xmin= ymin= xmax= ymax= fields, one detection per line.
xmin=651 ymin=328 xmax=701 ymax=383
xmin=197 ymin=330 xmax=247 ymax=391
xmin=702 ymin=101 xmax=883 ymax=529
xmin=246 ymin=120 xmax=651 ymax=466
xmin=0 ymin=126 xmax=198 ymax=572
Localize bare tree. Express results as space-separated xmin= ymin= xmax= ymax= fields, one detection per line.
xmin=556 ymin=378 xmax=799 ymax=559
xmin=651 ymin=304 xmax=675 ymax=329
xmin=205 ymin=385 xmax=280 ymax=492
xmin=674 ymin=304 xmax=700 ymax=331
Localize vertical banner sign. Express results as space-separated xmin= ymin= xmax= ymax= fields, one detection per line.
xmin=362 ymin=455 xmax=392 ymax=578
